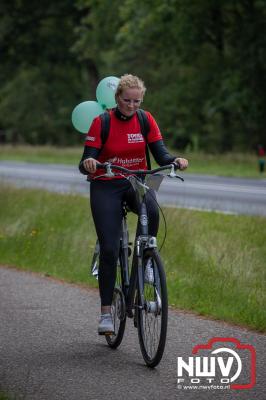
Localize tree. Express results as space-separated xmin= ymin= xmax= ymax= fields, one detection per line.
xmin=1 ymin=0 xmax=265 ymax=150
xmin=0 ymin=0 xmax=87 ymax=144
xmin=104 ymin=0 xmax=266 ymax=151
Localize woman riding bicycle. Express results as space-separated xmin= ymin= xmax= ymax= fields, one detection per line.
xmin=79 ymin=74 xmax=188 ymax=335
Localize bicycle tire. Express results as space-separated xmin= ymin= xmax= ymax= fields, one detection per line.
xmin=105 ymin=263 xmax=126 ymax=348
xmin=137 ymin=248 xmax=168 ymax=367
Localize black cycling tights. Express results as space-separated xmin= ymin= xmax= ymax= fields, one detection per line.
xmin=90 ymin=179 xmax=159 ymax=306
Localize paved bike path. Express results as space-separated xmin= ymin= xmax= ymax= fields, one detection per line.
xmin=0 ymin=266 xmax=265 ymax=400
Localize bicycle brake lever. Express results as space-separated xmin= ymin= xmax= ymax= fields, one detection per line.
xmin=166 ymin=173 xmax=184 ymax=182
xmin=169 ymin=164 xmax=176 ymax=178
xmin=105 ymin=163 xmax=115 ymax=177
xmin=92 ymin=173 xmax=107 ymax=179
xmin=175 ymin=175 xmax=184 ymax=182
xmin=93 ymin=172 xmax=123 ymax=180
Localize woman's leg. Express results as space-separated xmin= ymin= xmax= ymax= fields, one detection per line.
xmin=90 ymin=180 xmax=129 ymax=310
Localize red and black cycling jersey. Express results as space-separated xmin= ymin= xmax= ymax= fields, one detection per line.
xmin=79 ymin=108 xmax=177 ymax=178
xmin=84 ymin=110 xmax=161 ymax=178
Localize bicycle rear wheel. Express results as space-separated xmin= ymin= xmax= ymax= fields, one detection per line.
xmin=137 ymin=248 xmax=168 ymax=367
xmin=105 ymin=262 xmax=126 ymax=348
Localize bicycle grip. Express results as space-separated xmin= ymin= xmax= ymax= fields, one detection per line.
xmin=172 ymin=161 xmax=180 ymax=170
xmin=96 ymin=162 xmax=108 ymax=169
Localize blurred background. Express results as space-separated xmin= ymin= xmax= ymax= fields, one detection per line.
xmin=0 ymin=0 xmax=265 ymax=152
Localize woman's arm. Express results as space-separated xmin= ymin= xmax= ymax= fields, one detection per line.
xmin=79 ymin=146 xmax=101 ymax=174
xmin=148 ymin=140 xmax=176 ymax=165
xmin=148 ymin=140 xmax=188 ymax=170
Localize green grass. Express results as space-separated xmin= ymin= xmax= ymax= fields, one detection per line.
xmin=0 ymin=144 xmax=265 ymax=178
xmin=164 ymin=208 xmax=266 ymax=331
xmin=184 ymin=151 xmax=265 ymax=178
xmin=0 ymin=145 xmax=81 ymax=165
xmin=0 ymin=392 xmax=14 ymax=400
xmin=0 ymin=395 xmax=8 ymax=400
xmin=0 ymin=184 xmax=265 ymax=331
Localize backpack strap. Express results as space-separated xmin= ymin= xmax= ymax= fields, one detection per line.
xmin=136 ymin=109 xmax=150 ymax=139
xmin=136 ymin=109 xmax=151 ymax=170
xmin=100 ymin=111 xmax=111 ymax=146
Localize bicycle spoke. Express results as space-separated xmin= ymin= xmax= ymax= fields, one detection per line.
xmin=143 ymin=310 xmax=160 ymax=357
xmin=141 ymin=277 xmax=161 ymax=357
xmin=137 ymin=249 xmax=168 ymax=367
xmin=105 ymin=264 xmax=126 ymax=348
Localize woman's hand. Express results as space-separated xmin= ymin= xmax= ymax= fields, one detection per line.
xmin=83 ymin=158 xmax=99 ymax=173
xmin=174 ymin=157 xmax=188 ymax=170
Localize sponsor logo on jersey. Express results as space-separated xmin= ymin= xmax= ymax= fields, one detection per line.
xmin=85 ymin=135 xmax=95 ymax=142
xmin=127 ymin=133 xmax=144 ymax=143
xmin=109 ymin=156 xmax=145 ymax=167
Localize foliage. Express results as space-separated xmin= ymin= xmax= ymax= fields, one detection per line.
xmin=0 ymin=0 xmax=265 ymax=151
xmin=0 ymin=0 xmax=86 ymax=145
xmin=111 ymin=0 xmax=266 ymax=151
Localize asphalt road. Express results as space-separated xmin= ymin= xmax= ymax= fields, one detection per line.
xmin=0 ymin=161 xmax=266 ymax=216
xmin=0 ymin=266 xmax=265 ymax=400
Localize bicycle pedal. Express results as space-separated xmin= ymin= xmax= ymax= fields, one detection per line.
xmin=98 ymin=331 xmax=114 ymax=336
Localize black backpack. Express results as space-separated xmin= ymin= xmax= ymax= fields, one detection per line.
xmin=99 ymin=109 xmax=151 ymax=170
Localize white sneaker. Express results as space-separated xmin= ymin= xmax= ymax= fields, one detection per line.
xmin=98 ymin=313 xmax=114 ymax=335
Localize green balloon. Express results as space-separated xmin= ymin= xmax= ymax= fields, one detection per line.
xmin=71 ymin=101 xmax=104 ymax=133
xmin=96 ymin=76 xmax=120 ymax=109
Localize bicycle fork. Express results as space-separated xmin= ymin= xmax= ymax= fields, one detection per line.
xmin=128 ymin=201 xmax=158 ymax=315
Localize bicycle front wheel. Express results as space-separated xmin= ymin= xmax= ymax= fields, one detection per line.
xmin=137 ymin=249 xmax=168 ymax=367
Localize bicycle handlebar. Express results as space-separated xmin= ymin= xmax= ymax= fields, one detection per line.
xmin=95 ymin=162 xmax=180 ymax=175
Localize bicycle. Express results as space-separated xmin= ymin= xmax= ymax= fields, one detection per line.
xmin=90 ymin=162 xmax=184 ymax=367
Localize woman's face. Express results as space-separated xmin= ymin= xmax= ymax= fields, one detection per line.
xmin=116 ymin=88 xmax=143 ymax=116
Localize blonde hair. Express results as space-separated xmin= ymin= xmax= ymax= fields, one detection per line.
xmin=116 ymin=74 xmax=146 ymax=97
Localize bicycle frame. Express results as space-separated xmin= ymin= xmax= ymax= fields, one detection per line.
xmin=118 ymin=175 xmax=161 ymax=318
